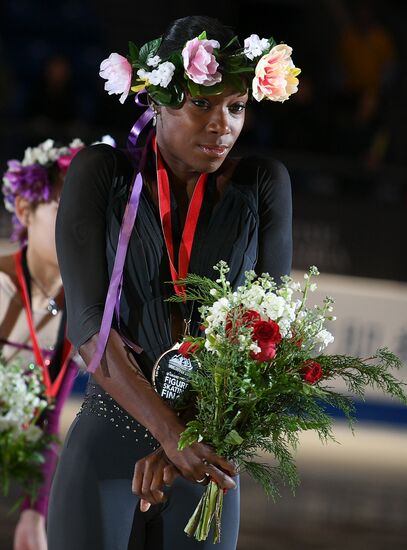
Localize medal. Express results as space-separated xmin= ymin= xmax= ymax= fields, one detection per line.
xmin=152 ymin=343 xmax=198 ymax=408
xmin=151 ymin=137 xmax=206 ymax=405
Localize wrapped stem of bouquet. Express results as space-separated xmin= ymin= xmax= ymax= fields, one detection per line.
xmin=165 ymin=262 xmax=407 ymax=543
xmin=0 ymin=357 xmax=51 ymax=511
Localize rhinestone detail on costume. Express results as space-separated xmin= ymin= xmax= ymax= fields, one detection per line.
xmin=78 ymin=383 xmax=159 ymax=449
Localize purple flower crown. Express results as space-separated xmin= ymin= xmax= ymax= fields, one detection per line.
xmin=2 ymin=136 xmax=115 ymax=242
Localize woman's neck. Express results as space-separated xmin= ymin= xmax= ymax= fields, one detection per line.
xmin=25 ymin=246 xmax=61 ymax=297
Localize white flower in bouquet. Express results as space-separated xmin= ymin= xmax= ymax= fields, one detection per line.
xmin=0 ymin=357 xmax=50 ymax=500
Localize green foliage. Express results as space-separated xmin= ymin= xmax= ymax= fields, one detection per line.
xmin=172 ymin=264 xmax=406 ymax=542
xmin=139 ymin=38 xmax=162 ymax=64
xmin=173 ymin=268 xmax=407 ymax=502
xmin=0 ymin=429 xmax=54 ymax=510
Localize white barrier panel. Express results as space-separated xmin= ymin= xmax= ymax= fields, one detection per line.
xmin=291 ymin=270 xmax=407 ymax=403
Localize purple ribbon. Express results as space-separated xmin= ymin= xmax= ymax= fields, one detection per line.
xmin=127 ymin=90 xmax=153 ymax=154
xmin=87 ymin=92 xmax=154 ymax=374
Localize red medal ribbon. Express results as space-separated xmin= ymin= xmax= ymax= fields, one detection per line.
xmin=14 ymin=249 xmax=72 ymax=398
xmin=153 ymin=137 xmax=208 ymax=297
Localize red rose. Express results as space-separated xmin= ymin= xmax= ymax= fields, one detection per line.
xmin=250 ymin=341 xmax=277 ymax=362
xmin=226 ymin=308 xmax=261 ymax=340
xmin=252 ymin=320 xmax=282 ymax=345
xmin=241 ymin=309 xmax=261 ymax=326
xmin=179 ymin=341 xmax=200 ymax=358
xmin=301 ymin=360 xmax=323 ymax=384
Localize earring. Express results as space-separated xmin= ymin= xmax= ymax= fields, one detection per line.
xmin=151 ymin=106 xmax=158 ymax=127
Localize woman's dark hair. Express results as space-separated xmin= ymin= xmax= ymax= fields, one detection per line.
xmin=157 ymin=15 xmax=239 ymax=58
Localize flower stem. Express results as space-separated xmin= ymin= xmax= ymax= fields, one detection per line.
xmin=184 ymin=481 xmax=222 ymax=542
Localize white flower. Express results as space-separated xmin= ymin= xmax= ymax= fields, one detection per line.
xmin=91 ymin=135 xmax=116 ymax=147
xmin=249 ymin=342 xmax=261 ymax=354
xmin=23 ymin=424 xmax=42 ymax=443
xmin=315 ymin=329 xmax=334 ymax=351
xmin=263 ymin=293 xmax=286 ymax=320
xmin=137 ymin=61 xmax=175 ymax=88
xmin=69 ymin=138 xmax=85 ymax=148
xmin=243 ymin=34 xmax=270 ymax=60
xmin=147 ymin=55 xmax=161 ymax=67
xmin=288 ymin=281 xmax=301 ymax=292
xmin=19 ymin=139 xmax=77 ymax=167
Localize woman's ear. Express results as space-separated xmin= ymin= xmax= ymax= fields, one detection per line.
xmin=14 ymin=196 xmax=32 ymax=227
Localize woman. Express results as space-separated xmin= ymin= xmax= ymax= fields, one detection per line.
xmin=48 ymin=15 xmax=299 ymax=549
xmin=0 ymin=138 xmax=84 ymax=550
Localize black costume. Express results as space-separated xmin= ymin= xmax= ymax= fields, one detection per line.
xmin=47 ymin=144 xmax=292 ymax=549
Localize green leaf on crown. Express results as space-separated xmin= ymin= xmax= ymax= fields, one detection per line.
xmin=148 ymin=85 xmax=172 ymax=106
xmin=198 ymin=31 xmax=207 ymax=40
xmin=139 ymin=37 xmax=162 ymax=64
xmin=222 ymin=36 xmax=240 ymax=51
xmin=171 ymin=83 xmax=185 ymax=106
xmin=199 ymin=82 xmax=226 ymax=96
xmin=187 ymin=79 xmax=201 ymax=98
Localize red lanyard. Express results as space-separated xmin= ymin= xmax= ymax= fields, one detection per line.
xmin=153 ymin=137 xmax=208 ymax=297
xmin=14 ymin=249 xmax=72 ymax=398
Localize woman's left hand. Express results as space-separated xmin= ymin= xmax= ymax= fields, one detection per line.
xmin=14 ymin=509 xmax=47 ymax=550
xmin=132 ymin=447 xmax=179 ymax=512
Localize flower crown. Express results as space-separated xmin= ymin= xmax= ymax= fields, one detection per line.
xmin=100 ymin=32 xmax=301 ymax=107
xmin=1 ymin=135 xmax=115 ymax=242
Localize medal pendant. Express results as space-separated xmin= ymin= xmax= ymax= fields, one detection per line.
xmin=47 ymin=298 xmax=58 ymax=316
xmin=152 ymin=343 xmax=198 ymax=408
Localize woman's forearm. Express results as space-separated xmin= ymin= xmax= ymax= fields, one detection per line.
xmin=80 ymin=329 xmax=185 ymax=447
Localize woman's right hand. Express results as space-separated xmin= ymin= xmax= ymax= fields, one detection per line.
xmin=162 ymin=434 xmax=237 ymax=490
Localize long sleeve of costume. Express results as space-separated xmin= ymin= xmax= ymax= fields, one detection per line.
xmin=55 ymin=144 xmax=122 ymax=349
xmin=255 ymin=158 xmax=293 ymax=280
xmin=21 ymin=360 xmax=77 ymax=516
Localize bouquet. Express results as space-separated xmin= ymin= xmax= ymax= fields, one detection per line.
xmin=0 ymin=356 xmax=51 ymax=510
xmin=167 ymin=262 xmax=407 ymax=543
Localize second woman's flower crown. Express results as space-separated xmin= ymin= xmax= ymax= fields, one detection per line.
xmin=100 ymin=31 xmax=301 ymax=107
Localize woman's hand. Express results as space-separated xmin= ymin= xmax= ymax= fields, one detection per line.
xmin=132 ymin=447 xmax=179 ymax=512
xmin=162 ymin=434 xmax=237 ymax=491
xmin=14 ymin=509 xmax=47 ymax=550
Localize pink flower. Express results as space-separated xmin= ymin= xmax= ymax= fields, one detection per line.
xmin=182 ymin=37 xmax=222 ymax=86
xmin=252 ymin=44 xmax=300 ymax=102
xmin=99 ymin=53 xmax=132 ymax=104
xmin=57 ymin=147 xmax=83 ymax=172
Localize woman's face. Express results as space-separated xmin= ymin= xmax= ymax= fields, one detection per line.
xmin=155 ymin=87 xmax=249 ymax=175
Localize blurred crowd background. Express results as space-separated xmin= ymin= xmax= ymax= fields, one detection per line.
xmin=1 ymin=0 xmax=406 ymax=280
xmin=1 ymin=0 xmax=406 ymax=548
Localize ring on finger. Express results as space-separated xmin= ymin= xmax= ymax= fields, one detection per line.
xmin=196 ymin=474 xmax=209 ymax=483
